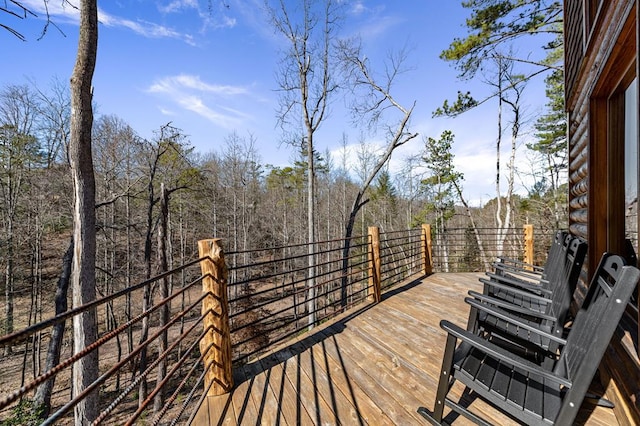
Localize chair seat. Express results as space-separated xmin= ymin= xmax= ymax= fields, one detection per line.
xmin=453 ymin=343 xmax=562 ymax=425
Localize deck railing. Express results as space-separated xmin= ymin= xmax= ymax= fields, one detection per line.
xmin=0 ymin=257 xmax=209 ymax=425
xmin=429 ymin=224 xmax=554 ymax=272
xmin=0 ymin=224 xmax=543 ymax=424
xmin=221 ymin=226 xmax=427 ymax=368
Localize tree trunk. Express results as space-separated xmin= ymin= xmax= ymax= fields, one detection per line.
xmin=548 ymin=153 xmax=561 ymax=229
xmin=3 ymin=220 xmax=13 ymax=356
xmin=306 ymin=133 xmax=316 ymax=329
xmin=495 ymin=59 xmax=504 ymax=256
xmin=69 ymin=1 xmax=99 ymax=423
xmin=341 ymin=196 xmax=362 ymax=308
xmin=153 ymin=183 xmax=169 ymax=412
xmin=441 ymin=224 xmax=450 ymax=273
xmin=125 ymin=152 xmax=133 ymax=372
xmin=138 ymin=154 xmax=156 ymax=405
xmin=497 ymin=68 xmax=522 ymax=257
xmin=33 ymin=240 xmax=73 ymax=418
xmin=453 ymin=180 xmax=490 ymax=270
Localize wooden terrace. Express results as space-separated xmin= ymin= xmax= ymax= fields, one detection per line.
xmin=193 ymin=273 xmax=619 ymax=425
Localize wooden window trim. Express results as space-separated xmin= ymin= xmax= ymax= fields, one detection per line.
xmin=589 ymin=7 xmax=636 ymax=279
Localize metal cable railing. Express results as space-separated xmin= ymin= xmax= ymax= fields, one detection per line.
xmin=0 ymin=257 xmax=208 ymax=425
xmin=379 ymin=228 xmax=424 ymax=289
xmin=225 ymin=234 xmax=372 ymax=364
xmin=429 ymin=226 xmax=556 ymax=272
xmin=0 ymin=224 xmax=549 ymax=424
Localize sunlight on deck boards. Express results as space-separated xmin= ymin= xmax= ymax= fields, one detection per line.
xmin=192 ymin=273 xmax=620 ymax=425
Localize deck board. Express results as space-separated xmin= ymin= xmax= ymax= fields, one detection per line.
xmin=194 ymin=273 xmax=621 ymax=425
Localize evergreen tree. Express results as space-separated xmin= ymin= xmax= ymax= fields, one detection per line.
xmin=531 ymin=30 xmax=566 ymax=229
xmin=370 ymin=169 xmax=398 ymax=230
xmin=442 ymin=0 xmax=562 ymax=80
xmin=420 ymin=130 xmax=464 ymax=272
xmin=420 ymin=130 xmax=463 ymax=228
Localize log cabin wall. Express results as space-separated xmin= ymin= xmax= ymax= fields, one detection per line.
xmin=565 ymin=1 xmax=640 ymax=423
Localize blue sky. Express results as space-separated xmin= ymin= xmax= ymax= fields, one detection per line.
xmin=2 ymin=0 xmax=551 ymax=205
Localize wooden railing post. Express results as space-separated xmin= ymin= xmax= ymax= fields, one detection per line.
xmin=523 ymin=224 xmax=534 ymax=270
xmin=368 ymin=226 xmax=382 ymax=303
xmin=198 ymin=239 xmax=233 ymax=395
xmin=422 ymin=224 xmax=433 ymax=275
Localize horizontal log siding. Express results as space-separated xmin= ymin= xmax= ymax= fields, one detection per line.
xmin=568 ymin=98 xmax=589 ymax=241
xmin=565 ymin=1 xmax=639 ymax=423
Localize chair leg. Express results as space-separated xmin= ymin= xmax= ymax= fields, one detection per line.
xmin=418 ymin=333 xmax=457 ymax=425
xmin=584 ymin=393 xmax=615 ymax=408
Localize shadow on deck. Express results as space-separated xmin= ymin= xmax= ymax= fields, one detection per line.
xmin=192 ymin=273 xmax=620 ymax=425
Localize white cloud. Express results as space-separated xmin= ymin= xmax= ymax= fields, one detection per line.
xmin=350 ymin=1 xmax=367 ymax=15
xmin=173 ymin=75 xmax=249 ymax=95
xmin=219 ymin=15 xmax=237 ymax=29
xmin=19 ymin=0 xmax=197 ymax=44
xmin=158 ymin=0 xmax=237 ymax=31
xmin=177 ymin=95 xmax=242 ymax=127
xmin=158 ymin=0 xmax=199 ymax=14
xmin=363 ymin=17 xmax=402 ymax=39
xmin=148 ymin=74 xmax=253 ymax=129
xmin=328 ymin=124 xmax=539 ymax=208
xmin=19 ymin=0 xmax=80 ymax=23
xmin=159 ymin=107 xmax=175 ymax=116
xmin=100 ymin=15 xmax=196 ymax=45
xmin=149 ymin=75 xmax=249 ymax=97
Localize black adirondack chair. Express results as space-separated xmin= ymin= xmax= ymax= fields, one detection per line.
xmin=467 ymin=253 xmax=624 ymax=363
xmin=473 ymin=236 xmax=586 ymax=317
xmin=483 ymin=232 xmax=575 ymax=296
xmin=489 ymin=230 xmax=568 ymax=289
xmin=417 ymin=254 xmax=640 ymax=426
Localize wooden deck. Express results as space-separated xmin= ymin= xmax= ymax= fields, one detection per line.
xmin=192 ymin=273 xmax=620 ymax=425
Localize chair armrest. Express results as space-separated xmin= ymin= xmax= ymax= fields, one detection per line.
xmin=468 ymin=291 xmax=557 ymax=322
xmin=479 ymin=278 xmax=554 ymax=302
xmin=494 ymin=262 xmax=545 ymax=278
xmin=465 ymin=296 xmax=566 ymax=342
xmin=484 ymin=272 xmax=552 ymax=296
xmin=495 ymin=256 xmax=545 ymax=274
xmin=493 ymin=266 xmax=545 ymax=283
xmin=440 ymin=320 xmax=572 ymax=388
xmin=493 ymin=266 xmax=547 ymax=284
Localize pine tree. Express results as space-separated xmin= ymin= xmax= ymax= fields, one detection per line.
xmin=441 ymin=0 xmax=562 ymax=80
xmin=420 ymin=131 xmax=463 ymax=272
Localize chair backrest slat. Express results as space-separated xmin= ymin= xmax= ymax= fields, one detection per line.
xmin=553 ymin=254 xmax=638 ymax=424
xmin=546 ymin=237 xmax=587 ymax=322
xmin=540 ymin=231 xmax=569 ymax=287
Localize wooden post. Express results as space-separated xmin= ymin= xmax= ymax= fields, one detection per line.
xmin=198 ymin=239 xmax=233 ymax=395
xmin=422 ymin=224 xmax=433 ymax=275
xmin=368 ymin=226 xmax=382 ymax=303
xmin=523 ymin=224 xmax=534 ymax=271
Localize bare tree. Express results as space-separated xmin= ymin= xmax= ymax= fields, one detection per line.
xmin=137 ymin=123 xmax=200 ymax=406
xmin=153 ymin=183 xmax=169 ymax=412
xmin=33 ymin=240 xmax=73 ymax=418
xmin=0 ymin=2 xmax=36 ymax=41
xmin=337 ymin=40 xmax=417 ymax=306
xmin=266 ymin=0 xmax=341 ymax=328
xmin=0 ymin=85 xmax=41 ymax=351
xmin=491 ymin=55 xmax=525 ymax=255
xmin=68 ymin=0 xmax=99 ymax=423
xmin=434 ymin=50 xmax=527 ymax=258
xmin=34 ymin=77 xmax=71 ymax=167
